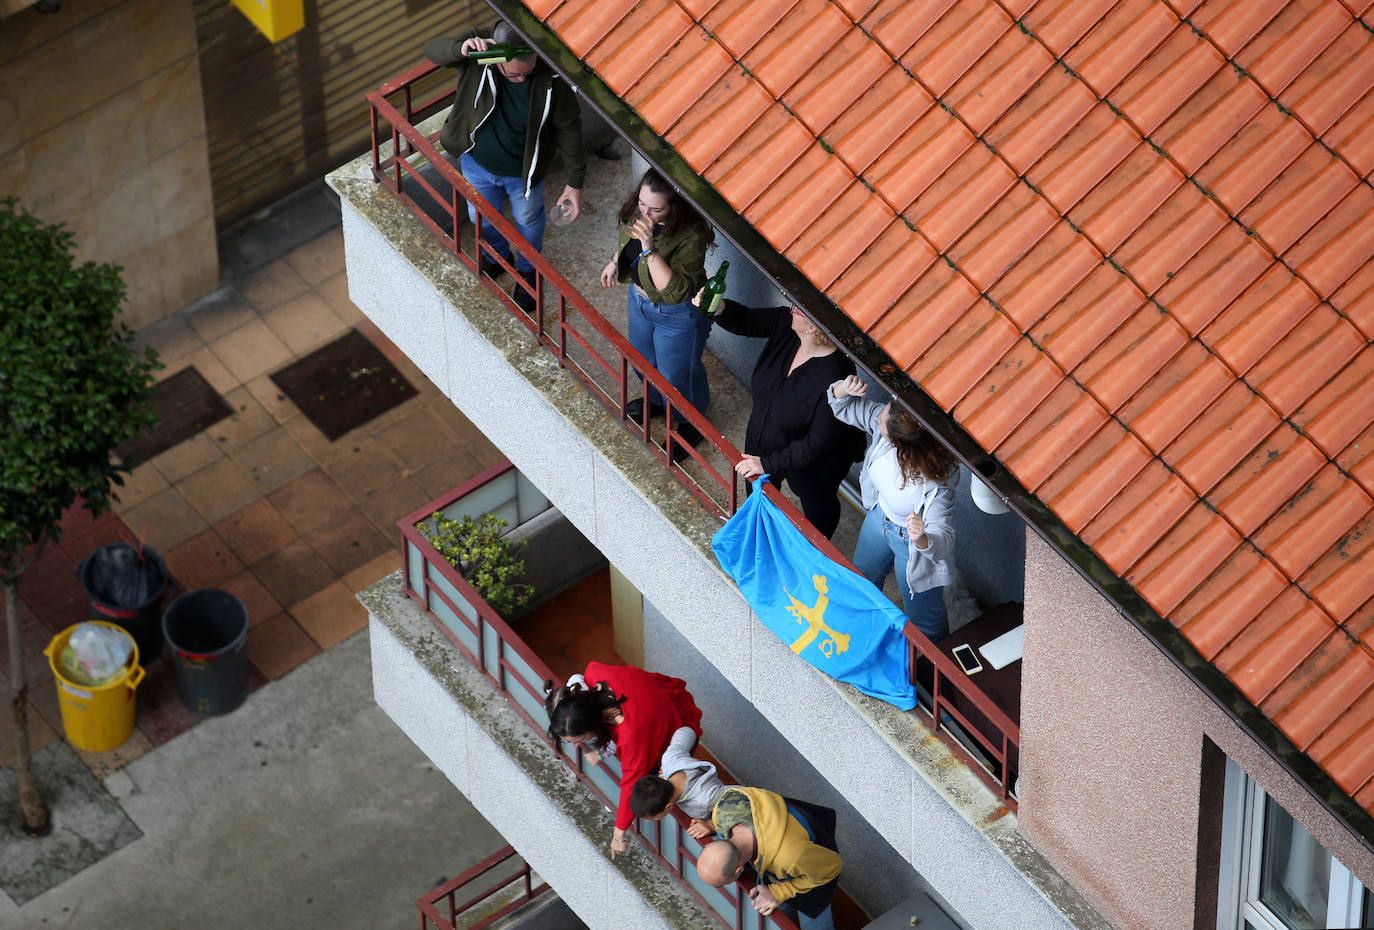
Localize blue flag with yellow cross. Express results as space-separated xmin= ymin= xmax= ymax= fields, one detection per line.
xmin=711 ymin=478 xmax=917 ymax=710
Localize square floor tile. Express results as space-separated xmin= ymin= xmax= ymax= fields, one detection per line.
xmin=176 ymin=457 xmax=261 ymax=525
xmin=279 ymin=411 xmax=341 ymax=463
xmin=245 ymin=613 xmax=320 ymax=680
xmin=111 ymin=462 xmax=169 ymax=513
xmin=315 ymin=271 xmax=364 ymax=325
xmin=185 ymin=289 xmax=257 ymax=343
xmin=134 ymin=658 xmax=203 ymax=746
xmin=248 ymin=538 xmax=334 ymax=608
xmin=302 ymin=507 xmax=391 ymax=576
xmin=17 ymin=548 xmax=83 ymax=617
xmin=372 ymin=406 xmax=457 ymax=471
xmin=243 ymin=373 xmax=299 ymax=425
xmin=238 ymin=258 xmax=311 ymax=312
xmin=148 ymin=431 xmax=224 ymax=485
xmin=208 ymin=317 xmax=294 ymax=384
xmin=230 ymin=428 xmax=315 ymax=493
xmin=266 ymin=468 xmax=350 ymax=535
xmin=214 ymin=498 xmax=298 ymax=566
xmin=284 ymin=227 xmax=345 ymax=285
xmin=262 ymin=291 xmax=346 ymax=355
xmin=323 ymin=438 xmax=406 ymax=499
xmin=356 ymin=477 xmax=426 ymax=537
xmin=111 ymin=487 xmax=207 ymax=554
xmin=207 ymin=386 xmax=277 ymax=452
xmin=62 ymin=517 xmax=135 ymax=565
xmin=163 ymin=528 xmax=245 ymax=591
xmin=72 ymin=727 xmax=154 ymax=778
xmin=219 ymin=570 xmax=282 ymax=627
xmin=132 ymin=313 xmax=200 ymax=365
xmin=119 ymin=367 xmax=234 ymax=470
xmin=289 ymin=581 xmax=367 ymax=650
xmin=412 ymin=450 xmax=485 ymax=500
xmin=342 ymin=550 xmax=403 ymax=594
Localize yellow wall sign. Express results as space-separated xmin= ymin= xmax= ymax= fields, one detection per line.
xmin=230 ymin=0 xmax=304 ymax=43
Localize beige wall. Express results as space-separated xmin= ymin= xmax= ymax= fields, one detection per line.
xmin=0 ymin=0 xmax=217 ymax=329
xmin=1018 ymin=532 xmax=1374 ymax=930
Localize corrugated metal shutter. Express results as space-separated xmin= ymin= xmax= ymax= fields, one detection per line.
xmin=194 ymin=0 xmax=484 ymax=226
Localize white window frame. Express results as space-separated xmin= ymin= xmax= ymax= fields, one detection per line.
xmin=1218 ymin=758 xmax=1368 ymax=930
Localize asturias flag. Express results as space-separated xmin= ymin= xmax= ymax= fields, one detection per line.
xmin=712 ymin=478 xmax=917 ymax=710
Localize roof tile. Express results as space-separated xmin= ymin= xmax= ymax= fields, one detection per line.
xmin=997 ymin=381 xmax=1112 ymax=491
xmin=741 ymin=0 xmax=853 ymax=100
xmin=1038 ymin=420 xmax=1155 ymax=532
xmin=1202 ymin=266 xmax=1320 ymax=376
xmin=1128 ymin=503 xmax=1245 ymax=615
xmin=1029 ymin=104 xmax=1142 ymax=214
xmin=1112 ymin=25 xmax=1227 ymax=136
xmin=1214 ymin=590 xmax=1336 ymax=704
xmin=1278 ymin=22 xmax=1374 ymax=136
xmin=523 ymin=0 xmax=565 ymax=16
xmin=584 ymin=3 xmax=695 ymax=91
xmin=548 ymin=0 xmax=638 ymax=57
xmin=908 ymin=311 xmax=1022 ymax=409
xmin=1035 ymin=266 xmax=1147 ymax=372
xmin=786 ymin=31 xmax=894 ymax=136
xmin=1267 ymin=634 xmax=1374 ymax=751
xmin=988 ymin=224 xmax=1104 ymax=331
xmin=1119 ymin=344 xmax=1235 ymax=453
xmin=1177 ymin=544 xmax=1291 ymax=659
xmin=1080 ymin=460 xmax=1195 ymax=574
xmin=866 ymin=262 xmax=981 ymax=364
xmin=1332 ymin=262 xmax=1374 ymax=339
xmin=1194 ymin=108 xmax=1313 ymax=218
xmin=829 ymin=223 xmax=939 ymax=330
xmin=953 ymin=341 xmax=1067 ymax=450
xmin=904 ymin=146 xmax=1018 ymax=252
xmin=1246 ymin=305 xmax=1366 ymax=416
xmin=1318 ymin=710 xmax=1374 ymax=800
xmin=1324 ymin=87 xmax=1374 ymax=177
xmin=1111 ymin=184 xmax=1231 ymax=295
xmin=1152 ymin=225 xmax=1273 ymax=336
xmin=667 ymin=67 xmax=776 ymax=172
xmin=788 ymin=188 xmax=897 ymax=290
xmin=859 ymin=0 xmax=957 ymax=61
xmin=1164 ymin=383 xmax=1281 ymax=494
xmin=1291 ymin=347 xmax=1374 ymax=459
xmin=1299 ymin=513 xmax=1374 ymax=622
xmin=626 ymin=29 xmax=736 ymax=131
xmin=1340 ymin=423 xmax=1374 ymax=499
xmin=948 ymin=185 xmax=1060 ymax=293
xmin=1240 ymin=146 xmax=1360 ymax=255
xmin=1211 ymin=424 xmax=1329 ymax=535
xmin=705 ymin=0 xmax=801 ymax=59
xmin=946 ymin=31 xmax=1057 ymax=136
xmin=1253 ymin=465 xmax=1374 ymax=580
xmin=985 ymin=68 xmax=1100 ymax=175
xmin=1189 ymin=0 xmax=1289 ymax=58
xmin=1068 ymin=145 xmax=1185 ymax=255
xmin=1064 ymin=0 xmax=1179 ymax=97
xmin=1235 ymin=1 xmax=1352 ymax=98
xmin=864 ymin=108 xmax=976 ymax=215
xmin=1305 ymin=675 xmax=1374 ymax=764
xmin=1151 ymin=68 xmax=1270 ymax=175
xmin=751 ymin=148 xmax=855 ymax=250
xmin=1023 ymin=0 xmax=1117 ymax=58
xmin=826 ymin=68 xmax=936 ymax=177
xmin=1074 ymin=309 xmax=1190 ymax=413
xmin=898 ymin=3 xmax=1012 ymax=97
xmin=1283 ymin=185 xmax=1374 ymax=299
xmin=706 ymin=106 xmax=813 ymax=211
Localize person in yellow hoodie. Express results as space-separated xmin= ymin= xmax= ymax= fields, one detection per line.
xmin=696 ymin=786 xmax=842 ymax=930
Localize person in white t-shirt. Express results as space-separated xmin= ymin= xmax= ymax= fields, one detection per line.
xmin=628 ymin=726 xmax=726 ymax=839
xmin=828 ymin=375 xmax=958 ymax=641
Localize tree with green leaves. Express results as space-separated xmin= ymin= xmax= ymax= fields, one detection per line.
xmin=424 ymin=512 xmax=533 ymax=617
xmin=1 ymin=198 xmax=159 ymax=835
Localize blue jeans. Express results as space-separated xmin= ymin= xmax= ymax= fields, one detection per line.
xmin=852 ymin=505 xmax=948 ymax=641
xmin=459 ymin=153 xmax=545 ymax=273
xmin=627 ymin=286 xmax=712 ymax=413
xmin=779 ymin=901 xmax=835 ymax=930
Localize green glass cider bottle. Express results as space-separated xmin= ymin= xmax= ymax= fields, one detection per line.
xmin=466 ymin=42 xmax=534 ymax=63
xmin=703 ymin=261 xmax=729 ymax=316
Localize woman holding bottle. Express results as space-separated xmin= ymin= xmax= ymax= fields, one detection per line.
xmin=601 ymin=170 xmax=714 ymax=458
xmin=701 ymin=292 xmax=864 ymax=538
xmin=828 ymin=375 xmax=958 ymax=641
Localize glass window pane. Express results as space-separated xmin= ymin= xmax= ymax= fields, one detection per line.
xmin=1258 ymin=795 xmax=1330 ymax=929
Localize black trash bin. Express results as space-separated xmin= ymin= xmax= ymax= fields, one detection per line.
xmin=79 ymin=542 xmax=170 ymax=664
xmin=162 ymin=589 xmax=250 ymax=716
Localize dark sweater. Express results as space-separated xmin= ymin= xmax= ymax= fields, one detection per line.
xmin=713 ymin=300 xmax=864 ymax=477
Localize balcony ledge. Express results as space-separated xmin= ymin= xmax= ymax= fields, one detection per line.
xmin=332 ymin=147 xmax=1110 ymax=930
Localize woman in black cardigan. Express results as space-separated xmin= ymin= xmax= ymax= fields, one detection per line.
xmin=702 ymin=292 xmax=864 ymax=538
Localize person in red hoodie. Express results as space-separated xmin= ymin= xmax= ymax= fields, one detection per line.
xmin=545 ymin=661 xmax=702 ymax=857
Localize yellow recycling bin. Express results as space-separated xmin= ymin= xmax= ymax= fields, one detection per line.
xmin=44 ymin=621 xmax=145 ymax=752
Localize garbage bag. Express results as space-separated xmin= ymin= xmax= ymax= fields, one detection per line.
xmin=65 ymin=623 xmax=133 ymax=685
xmin=84 ymin=543 xmax=168 ymax=609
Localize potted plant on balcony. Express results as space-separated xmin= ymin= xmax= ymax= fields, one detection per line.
xmin=424 ymin=512 xmax=533 ymax=616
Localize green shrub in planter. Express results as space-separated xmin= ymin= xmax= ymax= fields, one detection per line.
xmin=424 ymin=512 xmax=533 ymax=616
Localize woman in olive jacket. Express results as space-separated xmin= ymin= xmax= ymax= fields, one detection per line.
xmin=601 ymin=170 xmax=714 ymax=456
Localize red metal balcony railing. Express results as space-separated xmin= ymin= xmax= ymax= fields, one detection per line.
xmin=366 ymin=67 xmax=1019 ymax=810
xmin=417 ymin=846 xmax=550 ymax=930
xmin=398 ymin=461 xmax=801 ymax=930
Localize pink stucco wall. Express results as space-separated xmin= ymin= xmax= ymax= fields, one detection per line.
xmin=1018 ymin=533 xmax=1374 ymax=930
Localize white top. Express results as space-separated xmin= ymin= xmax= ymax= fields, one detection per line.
xmin=660 ymin=727 xmax=725 ymax=820
xmin=868 ymin=448 xmax=929 ymax=523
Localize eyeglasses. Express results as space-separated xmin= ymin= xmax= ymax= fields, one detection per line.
xmin=498 ymin=61 xmax=536 ymax=82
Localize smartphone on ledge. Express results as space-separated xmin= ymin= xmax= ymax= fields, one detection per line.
xmin=952 ymin=644 xmax=983 ymax=675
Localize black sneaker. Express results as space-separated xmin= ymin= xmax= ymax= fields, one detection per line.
xmin=624 ymin=398 xmax=664 ymax=426
xmin=513 ymin=268 xmax=537 ymax=314
xmin=670 ymin=421 xmax=703 ymax=463
xmin=479 ymin=256 xmax=507 ymax=279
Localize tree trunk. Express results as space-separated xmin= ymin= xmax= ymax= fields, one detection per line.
xmin=5 ymin=580 xmax=50 ymax=836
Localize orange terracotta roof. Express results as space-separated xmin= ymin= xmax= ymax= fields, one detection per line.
xmin=524 ymin=0 xmax=1374 ymax=815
